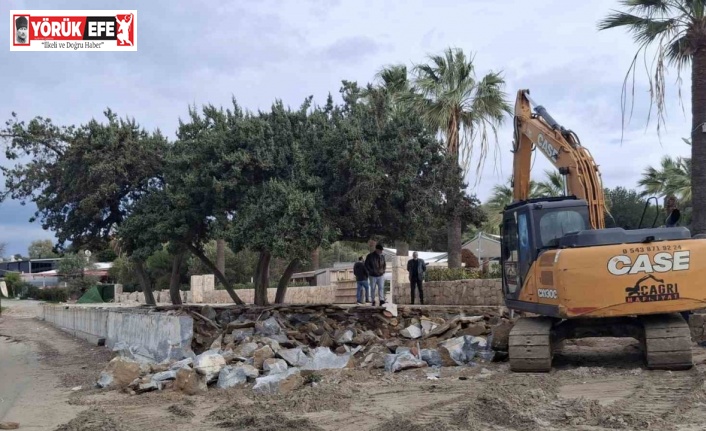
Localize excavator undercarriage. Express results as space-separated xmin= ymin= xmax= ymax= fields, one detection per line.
xmin=509 ymin=313 xmax=693 ymax=372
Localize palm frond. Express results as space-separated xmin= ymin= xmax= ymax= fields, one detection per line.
xmin=597 ymin=1 xmax=696 ymax=142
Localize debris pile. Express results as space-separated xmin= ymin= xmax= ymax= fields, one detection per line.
xmin=96 ymin=304 xmax=513 ymax=395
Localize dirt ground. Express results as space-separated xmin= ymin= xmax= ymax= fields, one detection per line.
xmin=3 ymin=301 xmax=706 ymax=431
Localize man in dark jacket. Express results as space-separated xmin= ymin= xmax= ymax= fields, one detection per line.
xmin=407 ymin=252 xmax=427 ymax=304
xmin=365 ymin=243 xmax=387 ymax=306
xmin=353 ymin=256 xmax=370 ymax=305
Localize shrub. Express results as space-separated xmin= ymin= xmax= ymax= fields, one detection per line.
xmin=36 ymin=287 xmax=69 ymax=302
xmin=425 ymin=267 xmax=480 ymax=282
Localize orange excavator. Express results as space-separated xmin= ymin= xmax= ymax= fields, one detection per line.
xmin=503 ymin=89 xmax=706 ymax=372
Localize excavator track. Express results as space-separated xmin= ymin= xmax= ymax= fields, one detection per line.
xmin=508 ymin=316 xmax=554 ymax=372
xmin=640 ymin=313 xmax=693 ymax=370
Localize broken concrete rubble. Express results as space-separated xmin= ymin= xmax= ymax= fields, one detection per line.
xmin=193 ymin=350 xmax=226 ymax=382
xmin=97 ymin=304 xmax=514 ymax=396
xmin=216 ymin=365 xmax=249 ymax=389
xmin=263 ymin=358 xmax=288 ymax=375
xmin=252 ymin=367 xmax=303 ymax=394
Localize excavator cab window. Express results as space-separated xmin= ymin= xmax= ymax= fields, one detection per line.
xmin=501 ymin=209 xmax=534 ymax=298
xmin=537 ymin=209 xmax=589 ymax=248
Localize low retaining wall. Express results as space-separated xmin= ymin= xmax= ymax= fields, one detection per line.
xmin=393 ymin=279 xmax=503 ymax=306
xmin=115 ymin=285 xmax=337 ymax=305
xmin=111 ymin=276 xmax=502 ymax=306
xmin=42 ymin=305 xmax=194 ymax=362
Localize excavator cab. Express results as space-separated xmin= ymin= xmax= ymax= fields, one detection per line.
xmin=500 ymin=196 xmax=589 ymax=302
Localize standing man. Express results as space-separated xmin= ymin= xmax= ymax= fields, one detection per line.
xmin=365 ymin=243 xmax=386 ymax=306
xmin=407 ymin=252 xmax=427 ymax=304
xmin=353 ymin=256 xmax=370 ymax=305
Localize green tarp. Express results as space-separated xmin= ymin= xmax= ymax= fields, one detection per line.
xmin=76 ymin=284 xmax=116 ymax=303
xmin=77 ymin=285 xmax=104 ymax=303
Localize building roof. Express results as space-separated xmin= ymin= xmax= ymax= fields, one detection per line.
xmin=382 ymin=248 xmax=448 ymax=262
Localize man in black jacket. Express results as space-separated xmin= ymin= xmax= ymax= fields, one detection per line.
xmin=407 ymin=252 xmax=427 ymax=304
xmin=365 ymin=243 xmax=387 ymax=306
xmin=353 ymin=256 xmax=370 ymax=305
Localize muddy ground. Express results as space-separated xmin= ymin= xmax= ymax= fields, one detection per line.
xmin=3 ymin=301 xmax=706 ymax=431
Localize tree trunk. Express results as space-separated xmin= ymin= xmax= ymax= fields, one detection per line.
xmin=254 ymin=251 xmax=271 ymax=306
xmin=133 ymin=259 xmax=156 ymax=305
xmin=186 ymin=243 xmax=244 ymax=305
xmin=447 ymin=213 xmax=463 ymax=268
xmin=169 ymin=251 xmax=185 ymax=305
xmin=310 ymin=247 xmax=320 ymax=270
xmin=692 ymin=48 xmax=706 ymax=235
xmin=395 ymin=240 xmax=409 ymax=256
xmin=275 ymin=258 xmax=300 ymax=304
xmin=216 ymin=239 xmax=226 ymax=277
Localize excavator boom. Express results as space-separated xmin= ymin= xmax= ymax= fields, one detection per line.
xmin=512 ymin=89 xmax=606 ymax=229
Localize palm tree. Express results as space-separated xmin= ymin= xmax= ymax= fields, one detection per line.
xmin=405 ymin=47 xmax=511 ymax=267
xmin=536 ymin=169 xmax=565 ymax=197
xmin=481 ymin=177 xmax=547 ymax=235
xmin=598 ymin=2 xmax=706 ymax=235
xmin=638 ymin=138 xmax=691 ymax=207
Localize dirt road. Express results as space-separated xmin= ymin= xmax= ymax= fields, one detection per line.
xmin=0 ymin=300 xmax=113 ymax=429
xmin=3 ymin=301 xmax=706 ymax=430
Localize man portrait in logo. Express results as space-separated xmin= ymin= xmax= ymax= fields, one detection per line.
xmin=15 ymin=16 xmax=29 ymax=44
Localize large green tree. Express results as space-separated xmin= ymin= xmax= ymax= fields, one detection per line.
xmin=402 ymin=47 xmax=511 ymax=267
xmin=1 ymin=110 xmax=167 ymax=304
xmin=28 ymin=239 xmax=58 ymax=259
xmin=598 ymin=1 xmax=706 ymax=235
xmin=604 ymin=186 xmax=662 ymax=229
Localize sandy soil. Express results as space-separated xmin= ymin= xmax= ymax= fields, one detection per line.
xmin=3 ymin=301 xmax=706 ymax=431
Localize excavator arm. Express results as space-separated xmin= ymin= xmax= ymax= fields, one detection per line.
xmin=512 ymin=89 xmax=606 ymax=229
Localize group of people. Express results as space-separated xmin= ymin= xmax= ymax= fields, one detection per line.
xmin=353 ymin=243 xmax=428 ymax=306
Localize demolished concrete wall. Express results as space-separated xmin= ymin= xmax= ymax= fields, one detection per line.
xmin=42 ymin=305 xmax=194 ymax=362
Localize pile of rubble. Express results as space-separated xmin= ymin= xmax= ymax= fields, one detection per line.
xmin=96 ymin=304 xmax=514 ymax=395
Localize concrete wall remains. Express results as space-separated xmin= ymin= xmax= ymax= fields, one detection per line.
xmin=42 ymin=305 xmax=194 ymax=362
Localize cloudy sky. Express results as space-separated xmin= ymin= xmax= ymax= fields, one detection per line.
xmin=0 ymin=0 xmax=692 ymax=256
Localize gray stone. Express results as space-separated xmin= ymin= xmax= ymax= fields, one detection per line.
xmin=400 ymin=325 xmax=422 ymax=339
xmin=138 ymin=380 xmax=163 ymax=392
xmin=201 ymin=305 xmax=217 ymax=321
xmin=420 ymin=349 xmax=443 ymax=367
xmin=336 ymin=329 xmax=354 ymax=344
xmin=255 ymin=317 xmax=282 ymax=336
xmin=440 ymin=336 xmax=467 ymax=366
xmin=193 ymin=351 xmax=226 ymax=382
xmin=232 ymin=328 xmax=254 ymax=342
xmin=216 ymin=365 xmax=248 ymax=389
xmin=234 ymin=363 xmax=259 ymax=379
xmin=302 ymin=347 xmax=352 ymax=370
xmin=395 ymin=346 xmax=412 ymax=355
xmin=112 ymin=342 xmax=157 ymax=364
xmin=152 ymin=370 xmax=177 ymax=381
xmin=263 ymin=358 xmax=288 ymax=375
xmin=252 ymin=368 xmax=303 ymax=394
xmin=169 ymin=358 xmax=193 ymax=370
xmin=233 ymin=342 xmax=258 ymax=359
xmin=421 ymin=320 xmax=437 ymax=336
xmin=270 ymin=333 xmax=292 ymax=345
xmin=253 ymin=345 xmax=275 ymax=370
xmin=260 ymin=337 xmax=281 ymax=353
xmin=277 ymin=348 xmax=309 ymax=367
xmin=385 ymin=352 xmax=428 ymax=373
